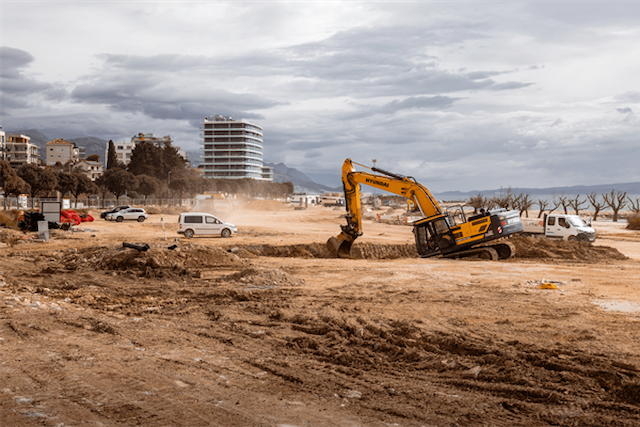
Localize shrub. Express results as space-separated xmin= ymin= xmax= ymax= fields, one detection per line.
xmin=627 ymin=214 xmax=640 ymax=230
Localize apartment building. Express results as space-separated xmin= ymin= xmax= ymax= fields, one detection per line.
xmin=46 ymin=138 xmax=79 ymax=166
xmin=5 ymin=133 xmax=40 ymax=168
xmin=73 ymin=159 xmax=103 ymax=181
xmin=200 ymin=115 xmax=270 ymax=181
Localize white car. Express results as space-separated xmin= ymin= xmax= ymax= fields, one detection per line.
xmin=177 ymin=212 xmax=237 ymax=238
xmin=106 ymin=207 xmax=148 ymax=222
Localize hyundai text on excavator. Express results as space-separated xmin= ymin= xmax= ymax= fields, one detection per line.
xmin=327 ymin=159 xmax=524 ymax=260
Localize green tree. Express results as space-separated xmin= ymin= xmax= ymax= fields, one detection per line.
xmin=87 ymin=154 xmax=100 ymax=162
xmin=1 ymin=161 xmax=31 ymax=209
xmin=56 ymin=171 xmax=79 ymax=198
xmin=161 ymin=142 xmax=187 ymax=179
xmin=128 ymin=141 xmax=163 ymax=178
xmin=97 ymin=168 xmax=139 ymax=205
xmin=107 ymin=140 xmax=118 ymax=169
xmin=136 ymin=174 xmax=162 ymax=205
xmin=70 ymin=173 xmax=98 ymax=208
xmin=17 ymin=164 xmax=58 ymax=208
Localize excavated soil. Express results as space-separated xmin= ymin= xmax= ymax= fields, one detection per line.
xmin=2 ymin=207 xmax=640 ymax=426
xmin=509 ymin=235 xmax=628 ymax=262
xmin=229 ymin=237 xmax=627 ymax=263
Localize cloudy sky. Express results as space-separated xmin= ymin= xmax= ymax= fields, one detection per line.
xmin=2 ymin=0 xmax=639 ymax=191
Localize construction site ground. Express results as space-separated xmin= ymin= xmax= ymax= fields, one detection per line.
xmin=1 ymin=202 xmax=640 ymax=427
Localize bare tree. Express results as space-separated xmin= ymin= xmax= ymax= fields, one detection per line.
xmin=602 ymin=190 xmax=627 ymax=222
xmin=568 ymin=194 xmax=588 ymax=215
xmin=537 ymin=198 xmax=560 ymax=218
xmin=515 ymin=193 xmax=533 ymax=217
xmin=556 ymin=195 xmax=570 ymax=214
xmin=628 ymin=196 xmax=640 ymax=213
xmin=491 ymin=187 xmax=514 ymax=209
xmin=467 ymin=194 xmax=489 ymax=214
xmin=587 ymin=192 xmax=606 ymax=220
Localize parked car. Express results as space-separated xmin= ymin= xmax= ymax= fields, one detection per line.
xmin=177 ymin=212 xmax=237 ymax=238
xmin=100 ymin=205 xmax=131 ymax=219
xmin=106 ymin=208 xmax=148 ymax=222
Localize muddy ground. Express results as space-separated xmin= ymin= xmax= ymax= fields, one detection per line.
xmin=2 ymin=204 xmax=640 ymax=426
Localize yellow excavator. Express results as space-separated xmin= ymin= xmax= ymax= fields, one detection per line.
xmin=327 ymin=159 xmax=524 ymax=260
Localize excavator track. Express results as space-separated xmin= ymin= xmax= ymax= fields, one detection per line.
xmin=441 ymin=241 xmax=516 ymax=261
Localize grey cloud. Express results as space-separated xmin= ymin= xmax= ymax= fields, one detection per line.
xmin=488 ymin=81 xmax=534 ymax=91
xmin=616 ymin=107 xmax=632 ymax=114
xmin=466 ymin=70 xmax=507 ymax=80
xmin=70 ymin=70 xmax=282 ymax=121
xmin=0 ymin=46 xmax=56 ymax=115
xmin=615 ymin=92 xmax=640 ymax=103
xmin=92 ymin=23 xmax=532 ymax=101
xmin=0 ymin=47 xmax=34 ymax=78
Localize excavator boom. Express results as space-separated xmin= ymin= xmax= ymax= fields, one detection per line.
xmin=327 ymin=159 xmax=524 ymax=260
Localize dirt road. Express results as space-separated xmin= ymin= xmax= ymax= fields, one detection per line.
xmin=2 ymin=204 xmax=640 ymax=426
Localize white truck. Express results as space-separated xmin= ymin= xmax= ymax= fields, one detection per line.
xmin=521 ymin=214 xmax=596 ymax=242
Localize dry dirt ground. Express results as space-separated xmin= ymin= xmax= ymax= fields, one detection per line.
xmin=2 ymin=203 xmax=640 ymax=427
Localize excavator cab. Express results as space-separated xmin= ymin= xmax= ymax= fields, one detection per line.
xmin=413 ymin=215 xmax=456 ymax=257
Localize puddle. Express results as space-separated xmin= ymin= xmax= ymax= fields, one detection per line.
xmin=592 ymin=300 xmax=640 ymax=314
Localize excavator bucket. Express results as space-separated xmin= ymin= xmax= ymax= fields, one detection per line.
xmin=327 ymin=235 xmax=353 ymax=258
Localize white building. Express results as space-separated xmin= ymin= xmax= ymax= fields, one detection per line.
xmin=200 ymin=115 xmax=270 ymax=181
xmin=0 ymin=127 xmax=6 ymax=161
xmin=73 ymin=159 xmax=104 ymax=181
xmin=46 ymin=138 xmax=79 ymax=166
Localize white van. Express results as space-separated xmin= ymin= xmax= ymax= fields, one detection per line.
xmin=177 ymin=212 xmax=237 ymax=238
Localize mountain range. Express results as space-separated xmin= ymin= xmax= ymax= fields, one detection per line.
xmin=264 ymin=162 xmax=337 ymax=193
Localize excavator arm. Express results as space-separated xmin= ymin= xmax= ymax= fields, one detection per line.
xmin=327 ymin=159 xmax=447 ymax=258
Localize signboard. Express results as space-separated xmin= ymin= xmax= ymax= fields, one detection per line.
xmin=41 ymin=201 xmax=62 ymax=223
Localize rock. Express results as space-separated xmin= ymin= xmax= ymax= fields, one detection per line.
xmin=344 ymin=390 xmax=362 ymax=399
xmin=462 ymin=366 xmax=482 ymax=378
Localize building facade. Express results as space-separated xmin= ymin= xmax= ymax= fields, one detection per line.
xmin=0 ymin=127 xmax=6 ymax=161
xmin=5 ymin=133 xmax=39 ymax=168
xmin=200 ymin=115 xmax=270 ymax=180
xmin=46 ymin=139 xmax=79 ymax=166
xmin=73 ymin=159 xmax=104 ymax=181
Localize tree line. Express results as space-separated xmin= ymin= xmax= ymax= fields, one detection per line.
xmin=1 ymin=139 xmax=294 ymax=208
xmin=467 ymin=189 xmax=639 ymax=222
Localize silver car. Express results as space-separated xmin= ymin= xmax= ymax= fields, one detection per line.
xmin=106 ymin=207 xmax=148 ymax=222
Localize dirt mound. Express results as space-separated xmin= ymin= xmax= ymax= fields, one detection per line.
xmin=242 ymin=200 xmax=289 ymax=211
xmin=236 ymin=243 xmax=418 ymax=259
xmin=350 ymin=243 xmax=418 ymax=259
xmin=234 ymin=238 xmax=627 ymax=263
xmin=510 ymin=235 xmax=628 ymax=262
xmin=61 ymin=244 xmax=246 ymax=278
xmin=0 ymin=228 xmax=25 ymax=245
xmin=219 ymin=267 xmax=305 ymax=287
